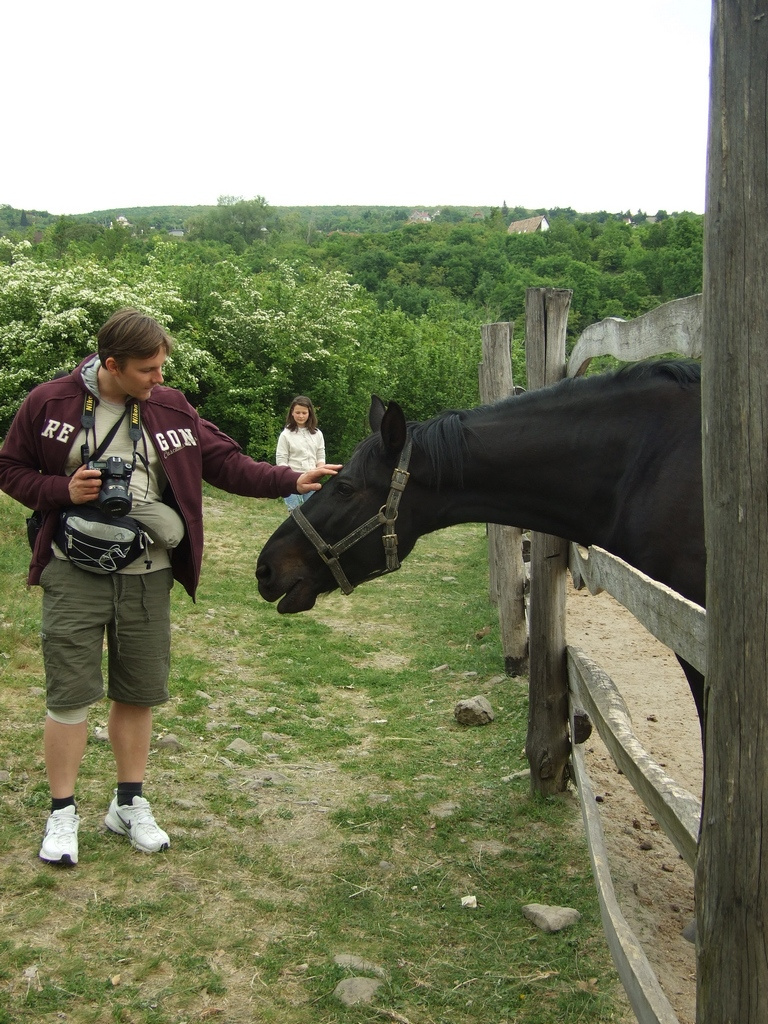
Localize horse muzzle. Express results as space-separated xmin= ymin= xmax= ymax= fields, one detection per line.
xmin=255 ymin=559 xmax=321 ymax=613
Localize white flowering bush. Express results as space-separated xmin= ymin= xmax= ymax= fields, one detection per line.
xmin=0 ymin=240 xmax=211 ymax=432
xmin=192 ymin=258 xmax=380 ymax=459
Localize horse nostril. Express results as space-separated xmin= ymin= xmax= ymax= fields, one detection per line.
xmin=255 ymin=562 xmax=270 ymax=582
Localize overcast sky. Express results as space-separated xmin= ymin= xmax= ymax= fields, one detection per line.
xmin=5 ymin=0 xmax=711 ymax=217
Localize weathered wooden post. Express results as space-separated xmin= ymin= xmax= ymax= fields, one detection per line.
xmin=479 ymin=321 xmax=528 ymax=676
xmin=696 ymin=1 xmax=768 ymax=1019
xmin=524 ymin=288 xmax=572 ymax=795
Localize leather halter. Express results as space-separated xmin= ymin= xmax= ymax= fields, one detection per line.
xmin=290 ymin=435 xmax=413 ymax=595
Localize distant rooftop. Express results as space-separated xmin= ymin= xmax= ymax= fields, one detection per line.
xmin=507 ymin=215 xmax=550 ymax=234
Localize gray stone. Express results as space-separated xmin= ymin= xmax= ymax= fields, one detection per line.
xmin=261 ymin=731 xmax=289 ymax=743
xmin=522 ymin=903 xmax=581 ymax=932
xmin=332 ymin=977 xmax=383 ymax=1006
xmin=155 ymin=733 xmax=182 ymax=750
xmin=333 ymin=954 xmax=387 ymax=978
xmin=454 ymin=695 xmax=495 ymax=726
xmin=429 ymin=800 xmax=460 ymax=818
xmin=226 ymin=738 xmax=258 ymax=755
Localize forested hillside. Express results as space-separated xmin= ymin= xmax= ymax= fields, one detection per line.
xmin=0 ymin=198 xmax=703 ymax=462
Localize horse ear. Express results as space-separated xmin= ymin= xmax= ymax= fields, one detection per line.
xmin=369 ymin=395 xmax=407 ymax=456
xmin=380 ymin=401 xmax=407 ymax=457
xmin=369 ymin=395 xmax=387 ymax=433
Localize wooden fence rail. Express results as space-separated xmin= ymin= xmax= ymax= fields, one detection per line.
xmin=564 ymin=553 xmax=704 ymax=1024
xmin=569 ymin=544 xmax=706 ymax=675
xmin=570 ymin=740 xmax=683 ymax=1024
xmin=568 ymin=640 xmax=701 ymax=870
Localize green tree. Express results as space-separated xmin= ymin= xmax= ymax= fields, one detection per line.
xmin=186 ymin=196 xmax=281 ymax=251
xmin=46 ymin=217 xmax=106 ymax=258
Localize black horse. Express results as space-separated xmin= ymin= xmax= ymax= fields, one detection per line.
xmin=256 ymin=362 xmax=705 ymax=719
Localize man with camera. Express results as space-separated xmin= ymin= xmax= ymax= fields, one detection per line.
xmin=0 ymin=308 xmax=339 ymax=866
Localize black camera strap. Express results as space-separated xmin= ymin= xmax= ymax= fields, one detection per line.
xmin=79 ymin=393 xmax=142 ymax=466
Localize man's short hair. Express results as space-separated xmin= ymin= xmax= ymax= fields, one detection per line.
xmin=97 ymin=308 xmax=174 ymax=367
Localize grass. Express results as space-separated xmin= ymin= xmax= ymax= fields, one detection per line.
xmin=0 ymin=486 xmax=629 ymax=1024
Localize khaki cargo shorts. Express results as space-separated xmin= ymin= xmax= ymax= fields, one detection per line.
xmin=39 ymin=557 xmax=174 ymax=710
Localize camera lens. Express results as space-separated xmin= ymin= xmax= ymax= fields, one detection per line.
xmin=100 ymin=491 xmax=132 ymax=518
xmin=97 ymin=458 xmax=133 ymax=518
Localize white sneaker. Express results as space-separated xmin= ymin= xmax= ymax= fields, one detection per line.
xmin=39 ymin=806 xmax=80 ymax=865
xmin=104 ymin=793 xmax=170 ymax=853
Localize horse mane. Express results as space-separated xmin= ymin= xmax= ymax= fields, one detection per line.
xmin=363 ymin=360 xmax=701 ymax=489
xmin=534 ymin=358 xmax=701 ymax=397
xmin=506 ymin=358 xmax=700 ymax=410
xmin=411 ymin=413 xmax=468 ymax=488
xmin=608 ymin=359 xmax=700 ymax=387
xmin=358 ymin=411 xmax=467 ymax=489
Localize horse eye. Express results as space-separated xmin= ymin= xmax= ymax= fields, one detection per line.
xmin=336 ymin=482 xmax=355 ymax=499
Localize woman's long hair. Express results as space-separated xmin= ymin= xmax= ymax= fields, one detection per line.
xmin=285 ymin=396 xmax=319 ymax=432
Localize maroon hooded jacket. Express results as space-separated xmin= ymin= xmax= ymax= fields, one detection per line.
xmin=0 ymin=355 xmax=301 ymax=599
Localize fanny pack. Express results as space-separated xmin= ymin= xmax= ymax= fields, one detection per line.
xmin=56 ymin=506 xmax=151 ymax=574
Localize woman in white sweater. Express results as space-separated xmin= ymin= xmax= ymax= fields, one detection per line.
xmin=276 ymin=396 xmax=326 ymax=510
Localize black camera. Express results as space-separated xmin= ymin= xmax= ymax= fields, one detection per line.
xmin=88 ymin=456 xmax=133 ymax=518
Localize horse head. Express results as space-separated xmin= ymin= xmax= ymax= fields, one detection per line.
xmin=256 ymin=396 xmax=422 ymax=612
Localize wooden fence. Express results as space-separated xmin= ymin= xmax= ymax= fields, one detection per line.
xmin=491 ymin=288 xmax=707 ymax=1024
xmin=567 ymin=546 xmax=703 ymax=1024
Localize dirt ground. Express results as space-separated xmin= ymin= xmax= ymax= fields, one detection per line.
xmin=566 ymin=583 xmax=702 ymax=1024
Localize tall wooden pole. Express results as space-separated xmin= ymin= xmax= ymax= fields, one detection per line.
xmin=525 ymin=288 xmax=572 ymax=795
xmin=697 ymin=1 xmax=768 ymax=1019
xmin=479 ymin=321 xmax=528 ymax=676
